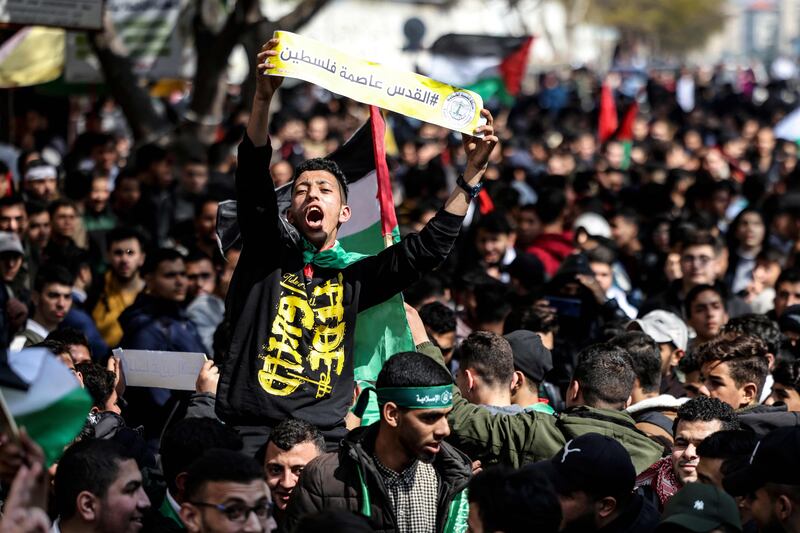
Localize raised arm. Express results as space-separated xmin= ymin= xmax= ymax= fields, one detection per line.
xmin=246 ymin=38 xmax=283 ymax=147
xmin=355 ymin=111 xmax=499 ymax=311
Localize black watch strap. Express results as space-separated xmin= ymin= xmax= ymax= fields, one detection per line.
xmin=457 ymin=174 xmax=483 ymax=199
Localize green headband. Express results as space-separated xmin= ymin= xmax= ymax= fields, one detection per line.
xmin=376 ymin=385 xmax=453 ymax=409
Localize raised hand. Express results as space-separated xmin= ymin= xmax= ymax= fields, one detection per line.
xmin=255 ymin=38 xmax=284 ymax=102
xmin=462 ymin=109 xmax=499 ymax=177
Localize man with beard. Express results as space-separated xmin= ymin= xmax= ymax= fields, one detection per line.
xmin=53 ymin=439 xmax=151 ymax=533
xmin=635 ymin=397 xmax=739 ymax=511
xmin=283 ymin=352 xmax=472 ymax=533
xmin=539 ymin=433 xmax=660 ymax=533
xmin=90 ymin=227 xmax=146 ymax=347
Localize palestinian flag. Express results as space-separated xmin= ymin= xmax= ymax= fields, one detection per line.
xmin=428 ymin=34 xmax=533 ymax=106
xmin=217 ymin=107 xmax=414 ymax=424
xmin=0 ymin=348 xmax=91 ymax=465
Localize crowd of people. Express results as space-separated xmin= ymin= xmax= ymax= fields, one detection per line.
xmin=0 ymin=35 xmax=799 ymax=533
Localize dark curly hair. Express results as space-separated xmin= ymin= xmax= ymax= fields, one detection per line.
xmin=772 ymin=359 xmax=800 ymax=392
xmin=694 ymin=333 xmax=770 ymax=396
xmin=673 ymin=396 xmax=740 ymax=435
xmin=293 ymin=158 xmax=348 ymax=201
xmin=721 ymin=314 xmax=782 ymax=355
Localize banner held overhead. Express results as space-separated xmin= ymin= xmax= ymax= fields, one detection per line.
xmin=268 ymin=31 xmax=486 ymax=136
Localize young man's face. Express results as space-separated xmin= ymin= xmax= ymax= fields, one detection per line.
xmin=766 ymin=383 xmax=800 ymax=412
xmin=701 ymin=360 xmax=750 ymax=409
xmin=475 ymin=229 xmax=512 ymax=266
xmin=557 ymin=490 xmax=599 ymax=530
xmin=180 ymin=479 xmax=275 ymax=533
xmin=26 ymin=178 xmax=57 ymax=202
xmin=430 ymin=330 xmax=456 ymax=365
xmin=671 ymin=419 xmax=723 ymax=485
xmin=263 ymin=441 xmax=321 ymax=511
xmin=287 ymin=170 xmax=350 ymax=247
xmin=0 ymin=252 xmax=22 ymax=283
xmin=395 ymin=407 xmax=451 ymax=463
xmin=33 ymin=282 xmax=72 ymax=327
xmin=27 ymin=211 xmax=50 ymax=247
xmin=194 ymin=202 xmax=218 ymax=242
xmin=95 ymin=458 xmax=150 ymax=533
xmin=181 ymin=162 xmax=209 ymax=195
xmin=0 ymin=205 xmax=26 ymax=237
xmin=774 ymin=280 xmax=800 ymax=317
xmin=514 ymin=209 xmax=541 ymax=246
xmin=53 ymin=206 xmax=78 ymax=238
xmin=88 ymin=177 xmax=111 ymax=213
xmin=680 ymin=244 xmax=717 ymax=287
xmin=109 ymin=238 xmax=145 ymax=281
xmin=696 ymin=456 xmax=725 ymax=488
xmin=745 ymin=486 xmax=785 ymax=531
xmin=589 ymin=261 xmax=613 ymax=293
xmin=682 ymin=369 xmax=710 ymax=398
xmin=147 ymin=259 xmax=187 ymax=302
xmin=688 ymin=289 xmax=728 ymax=341
xmin=186 ymin=259 xmax=216 ymax=301
xmin=610 ymin=216 xmax=637 ymax=249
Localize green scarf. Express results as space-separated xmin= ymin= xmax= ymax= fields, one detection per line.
xmin=301 ymin=238 xmax=368 ymax=269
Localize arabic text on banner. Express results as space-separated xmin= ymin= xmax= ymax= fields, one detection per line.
xmin=269 ymin=31 xmax=486 ymax=136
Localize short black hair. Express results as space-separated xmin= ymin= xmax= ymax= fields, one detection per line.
xmin=776 ymin=267 xmax=800 ymax=288
xmin=475 ymin=211 xmax=512 ymax=235
xmin=184 ymin=249 xmax=214 ymax=265
xmin=468 ymin=466 xmax=561 ymax=533
xmin=31 ymin=339 xmax=69 ymax=357
xmin=33 ymin=264 xmax=75 ymax=292
xmin=376 ymin=352 xmax=453 ymax=390
xmin=457 ymin=332 xmax=515 ymax=388
xmin=141 ymin=247 xmax=184 ymax=276
xmin=696 ymin=430 xmax=758 ymax=460
xmin=184 ymin=449 xmax=265 ymax=502
xmin=0 ymin=195 xmax=24 ymax=210
xmin=47 ymin=198 xmax=77 ymax=217
xmin=684 ymin=284 xmax=726 ymax=318
xmin=54 ymin=439 xmax=136 ymax=520
xmin=135 ymin=143 xmax=169 ymax=172
xmin=504 ymin=303 xmax=559 ymax=335
xmin=673 ymin=396 xmax=740 ymax=435
xmin=474 ymin=278 xmax=513 ymax=325
xmin=678 ymin=351 xmax=701 ymax=374
xmin=106 ymin=227 xmax=145 ymax=250
xmin=608 ymin=332 xmax=661 ymax=394
xmin=267 ymin=418 xmax=325 ymax=453
xmin=533 ymin=187 xmax=566 ymax=225
xmin=721 ymin=314 xmax=782 ymax=355
xmin=293 ymin=158 xmax=348 ymax=201
xmin=418 ymin=302 xmax=456 ymax=334
xmin=572 ymin=343 xmax=635 ymax=409
xmin=47 ymin=328 xmax=90 ymax=350
xmin=772 ymin=359 xmax=800 ymax=392
xmin=160 ymin=418 xmax=243 ymax=493
xmin=25 ymin=200 xmax=48 ymax=217
xmin=75 ymin=362 xmax=115 ymax=411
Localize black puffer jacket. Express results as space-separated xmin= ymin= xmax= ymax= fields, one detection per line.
xmin=283 ymin=423 xmax=472 ymax=533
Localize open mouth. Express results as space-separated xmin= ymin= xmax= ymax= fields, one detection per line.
xmin=305 ymin=206 xmax=324 ymax=229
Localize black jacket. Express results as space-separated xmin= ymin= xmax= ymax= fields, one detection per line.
xmin=217 ymin=136 xmax=463 ymax=436
xmin=283 ymin=423 xmax=472 ymax=533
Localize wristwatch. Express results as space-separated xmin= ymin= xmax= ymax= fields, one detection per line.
xmin=456 ymin=174 xmax=483 ymax=199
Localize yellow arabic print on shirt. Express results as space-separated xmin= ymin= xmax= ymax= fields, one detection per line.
xmin=258 ymin=272 xmax=346 ymax=398
xmin=268 ymin=30 xmax=485 ymax=136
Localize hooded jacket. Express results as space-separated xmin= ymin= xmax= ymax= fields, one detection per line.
xmin=283 ymin=423 xmax=472 ymax=533
xmin=218 ymin=136 xmax=463 ymax=439
xmin=523 ymin=231 xmax=574 ymax=277
xmin=626 ymin=394 xmax=688 ymax=446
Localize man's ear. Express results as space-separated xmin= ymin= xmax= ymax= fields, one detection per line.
xmin=338 ymin=205 xmax=351 ymax=225
xmin=766 ymin=352 xmax=776 ymax=371
xmin=465 ymin=368 xmax=476 ymax=391
xmin=175 ymin=472 xmax=189 ymax=500
xmin=776 ymin=493 xmax=794 ymax=522
xmin=76 ymin=491 xmax=99 ymax=522
xmin=179 ymin=503 xmax=203 ymax=533
xmin=671 ymin=348 xmax=685 ymax=367
xmin=31 ymin=291 xmax=39 ymax=307
xmin=382 ymin=402 xmax=401 ymax=428
xmin=741 ymin=382 xmax=759 ymax=407
xmin=596 ymin=496 xmax=618 ymax=519
xmin=511 ymin=371 xmax=524 ymax=395
xmin=567 ymin=380 xmax=580 ymax=404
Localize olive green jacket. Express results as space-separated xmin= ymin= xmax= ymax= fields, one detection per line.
xmin=417 ymin=342 xmax=664 ymax=474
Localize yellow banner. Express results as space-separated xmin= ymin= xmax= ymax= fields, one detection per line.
xmin=269 ymin=31 xmax=485 ymax=136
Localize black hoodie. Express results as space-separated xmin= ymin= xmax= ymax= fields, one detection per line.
xmin=216 ymin=136 xmax=463 ymax=439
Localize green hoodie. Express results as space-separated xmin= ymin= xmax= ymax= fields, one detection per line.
xmin=416 ymin=342 xmax=664 ymax=474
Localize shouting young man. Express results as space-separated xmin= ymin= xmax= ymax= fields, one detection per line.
xmin=217 ymin=38 xmax=497 ymax=452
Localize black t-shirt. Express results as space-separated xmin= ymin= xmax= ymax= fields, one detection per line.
xmin=216 ymin=135 xmax=463 ymax=433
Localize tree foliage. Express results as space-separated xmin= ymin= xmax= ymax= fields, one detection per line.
xmin=589 ymin=0 xmax=728 ymax=55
